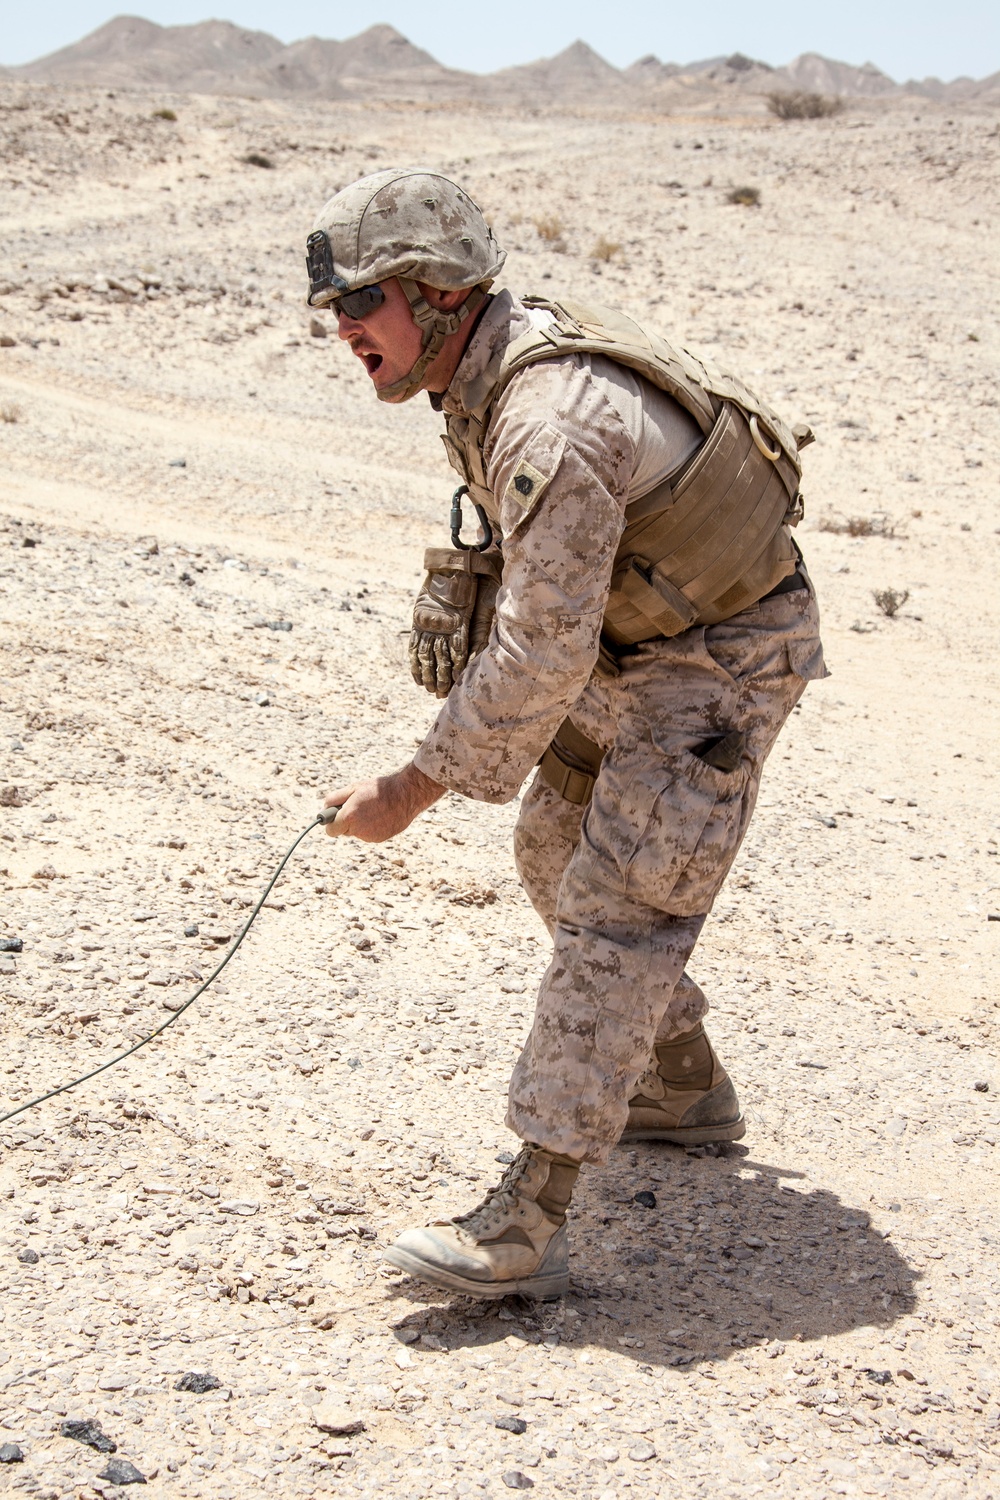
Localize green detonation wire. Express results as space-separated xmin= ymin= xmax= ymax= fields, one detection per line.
xmin=0 ymin=811 xmax=337 ymax=1130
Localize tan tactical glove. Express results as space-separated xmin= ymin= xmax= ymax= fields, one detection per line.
xmin=410 ymin=546 xmax=503 ymax=698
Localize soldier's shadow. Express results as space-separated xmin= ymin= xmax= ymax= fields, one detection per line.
xmin=383 ymin=1146 xmax=918 ymax=1366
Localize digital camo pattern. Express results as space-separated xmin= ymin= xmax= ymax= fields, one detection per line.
xmin=411 ymin=291 xmax=828 ymax=1164
xmin=506 ymin=582 xmax=825 ymax=1162
xmin=310 ymin=168 xmax=505 ymax=298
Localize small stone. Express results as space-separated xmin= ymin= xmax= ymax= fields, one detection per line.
xmin=33 ymin=863 xmax=58 ymax=880
xmin=174 ymin=1371 xmax=221 ymax=1394
xmin=0 ymin=335 xmax=16 ymax=348
xmin=131 ymin=910 xmax=155 ymax=923
xmin=218 ymin=1199 xmax=258 ymax=1216
xmin=98 ymin=1371 xmax=131 ymax=1391
xmin=496 ymin=1415 xmax=528 ymax=1435
xmin=633 ymin=1190 xmax=657 ymax=1209
xmin=311 ymin=1401 xmax=365 ymax=1435
xmin=309 ymin=316 xmax=328 ymax=338
xmin=862 ymin=1368 xmax=893 ymax=1386
xmin=17 ymin=1247 xmax=40 ymax=1264
xmin=168 ymin=457 xmax=186 ymax=468
xmin=60 ymin=1417 xmax=117 ymax=1452
xmin=987 ymin=912 xmax=1000 ymax=922
xmin=201 ymin=927 xmax=232 ymax=944
xmin=627 ymin=1440 xmax=656 ymax=1461
xmin=502 ymin=1473 xmax=534 ymax=1490
xmin=886 ymin=1117 xmax=907 ymax=1137
xmin=183 ymin=923 xmax=199 ymax=937
xmin=974 ymin=1081 xmax=990 ymax=1093
xmin=0 ymin=936 xmax=23 ymax=952
xmin=597 ymin=1445 xmax=620 ymax=1463
xmin=223 ymin=557 xmax=249 ymax=571
xmin=495 ymin=1150 xmax=516 ymax=1164
xmin=97 ymin=1457 xmax=146 ymax=1485
xmin=0 ymin=1443 xmax=24 ymax=1463
xmin=253 ymin=692 xmax=271 ymax=707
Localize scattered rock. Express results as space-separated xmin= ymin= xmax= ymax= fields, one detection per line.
xmin=183 ymin=923 xmax=199 ymax=937
xmin=502 ymin=1472 xmax=534 ymax=1490
xmin=311 ymin=1401 xmax=365 ymax=1435
xmin=168 ymin=457 xmax=186 ymax=468
xmin=862 ymin=1368 xmax=894 ymax=1386
xmin=496 ymin=1415 xmax=528 ymax=1434
xmin=627 ymin=1440 xmax=657 ymax=1461
xmin=0 ymin=1443 xmax=24 ymax=1463
xmin=218 ymin=1199 xmax=258 ymax=1215
xmin=633 ymin=1190 xmax=657 ymax=1208
xmin=495 ymin=1150 xmax=515 ymax=1164
xmin=60 ymin=1417 xmax=117 ymax=1452
xmin=97 ymin=1457 xmax=146 ymax=1485
xmin=974 ymin=1080 xmax=990 ymax=1092
xmin=0 ymin=335 xmax=16 ymax=348
xmin=131 ymin=910 xmax=156 ymax=923
xmin=0 ymin=936 xmax=23 ymax=952
xmin=309 ymin=316 xmax=327 ymax=338
xmin=174 ymin=1371 xmax=222 ymax=1393
xmin=33 ymin=863 xmax=58 ymax=880
xmin=17 ymin=1247 xmax=40 ymax=1264
xmin=97 ymin=1371 xmax=131 ymax=1391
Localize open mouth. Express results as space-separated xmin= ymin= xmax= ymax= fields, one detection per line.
xmin=358 ymin=351 xmax=382 ymax=376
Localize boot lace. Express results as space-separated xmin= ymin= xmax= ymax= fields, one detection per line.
xmin=451 ymin=1146 xmax=534 ymax=1237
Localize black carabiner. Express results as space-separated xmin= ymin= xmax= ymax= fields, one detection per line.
xmin=450 ymin=485 xmax=494 ymax=552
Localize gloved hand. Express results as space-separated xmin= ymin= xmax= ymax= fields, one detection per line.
xmin=409 ymin=547 xmax=503 ymax=698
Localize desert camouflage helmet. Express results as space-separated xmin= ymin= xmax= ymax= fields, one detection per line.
xmin=306 ymin=168 xmax=506 ymax=402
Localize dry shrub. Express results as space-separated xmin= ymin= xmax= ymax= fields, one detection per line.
xmin=535 ymin=214 xmax=566 ymax=243
xmin=243 ymin=152 xmax=274 ymax=170
xmin=766 ymin=90 xmax=844 ymax=121
xmin=727 ymin=185 xmax=761 ymax=207
xmin=818 ymin=511 xmax=899 ymax=539
xmin=152 ymin=108 xmax=177 ymax=121
xmin=590 ymin=235 xmax=621 ymax=262
xmin=873 ymin=587 xmax=909 ymax=618
xmin=1 ymin=402 xmax=22 ymax=424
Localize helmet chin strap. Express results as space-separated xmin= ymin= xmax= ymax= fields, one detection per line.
xmin=375 ymin=278 xmax=489 ymax=404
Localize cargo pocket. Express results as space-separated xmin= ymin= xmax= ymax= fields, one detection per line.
xmin=619 ymin=748 xmax=750 ymax=917
xmin=787 ymin=634 xmax=829 ymax=683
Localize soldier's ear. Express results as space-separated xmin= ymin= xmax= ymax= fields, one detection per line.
xmin=417 ymin=283 xmax=469 ymax=312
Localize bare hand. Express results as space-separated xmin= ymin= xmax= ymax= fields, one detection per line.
xmin=322 ymin=762 xmax=445 ymax=843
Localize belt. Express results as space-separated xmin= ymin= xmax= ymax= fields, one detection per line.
xmin=760 ymin=567 xmax=807 ymax=600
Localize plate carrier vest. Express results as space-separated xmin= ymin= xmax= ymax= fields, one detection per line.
xmin=440 ymin=295 xmax=811 ymax=652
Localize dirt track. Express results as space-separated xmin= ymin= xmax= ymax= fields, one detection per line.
xmin=1 ymin=83 xmax=999 ymax=1500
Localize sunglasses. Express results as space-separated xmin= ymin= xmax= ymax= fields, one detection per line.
xmin=306 ymin=228 xmax=386 ymax=320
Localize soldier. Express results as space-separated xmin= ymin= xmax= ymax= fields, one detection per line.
xmin=309 ymin=168 xmax=827 ymax=1300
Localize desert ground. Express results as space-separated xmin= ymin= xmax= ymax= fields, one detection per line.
xmin=1 ymin=78 xmax=999 ymax=1500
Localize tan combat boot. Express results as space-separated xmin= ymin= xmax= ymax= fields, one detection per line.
xmin=620 ymin=1023 xmax=746 ymax=1145
xmin=383 ymin=1145 xmax=579 ymax=1299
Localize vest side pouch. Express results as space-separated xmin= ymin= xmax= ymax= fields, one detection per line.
xmin=603 ymin=403 xmax=799 ymax=648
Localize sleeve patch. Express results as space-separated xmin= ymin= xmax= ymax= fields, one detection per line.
xmin=504 ymin=458 xmax=551 ymax=510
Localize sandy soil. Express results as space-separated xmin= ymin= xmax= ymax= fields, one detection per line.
xmin=1 ymin=82 xmax=999 ymax=1500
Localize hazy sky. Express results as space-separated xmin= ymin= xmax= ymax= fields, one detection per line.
xmin=2 ymin=0 xmax=997 ymax=82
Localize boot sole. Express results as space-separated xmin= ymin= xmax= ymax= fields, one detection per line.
xmin=382 ymin=1245 xmax=568 ymax=1301
xmin=619 ymin=1114 xmax=746 ymax=1146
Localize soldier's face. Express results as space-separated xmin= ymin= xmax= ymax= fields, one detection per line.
xmin=337 ymin=277 xmax=471 ymax=401
xmin=336 ymin=276 xmax=423 ymax=399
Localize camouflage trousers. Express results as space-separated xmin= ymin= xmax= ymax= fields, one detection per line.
xmin=506 ymin=582 xmax=826 ymax=1164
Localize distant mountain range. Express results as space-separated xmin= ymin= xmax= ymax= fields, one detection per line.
xmin=5 ymin=17 xmax=998 ymax=106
